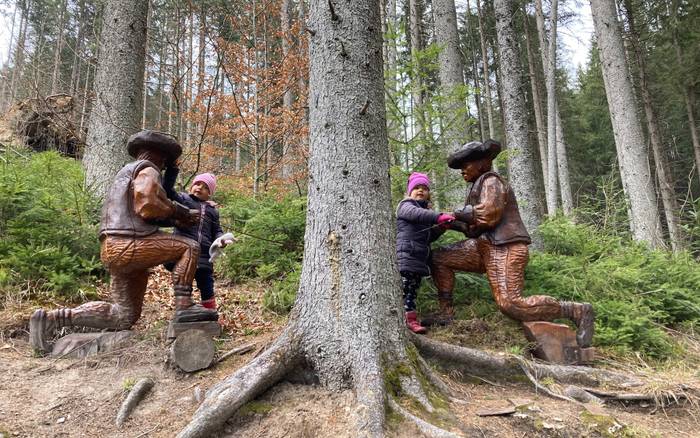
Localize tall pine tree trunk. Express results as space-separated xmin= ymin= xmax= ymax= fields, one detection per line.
xmin=589 ymin=0 xmax=663 ymax=247
xmin=523 ymin=8 xmax=549 ymax=197
xmin=433 ymin=0 xmax=470 ymax=206
xmin=83 ymin=0 xmax=149 ymax=197
xmin=476 ymin=0 xmax=495 ymax=139
xmin=544 ymin=0 xmax=559 ymax=215
xmin=534 ymin=0 xmax=574 ymax=215
xmin=493 ymin=0 xmax=543 ymax=248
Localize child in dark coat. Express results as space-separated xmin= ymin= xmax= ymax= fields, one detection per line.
xmin=163 ymin=168 xmax=232 ymax=310
xmin=396 ymin=172 xmax=455 ymax=333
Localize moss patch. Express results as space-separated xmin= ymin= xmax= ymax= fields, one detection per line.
xmin=239 ymin=401 xmax=274 ymax=416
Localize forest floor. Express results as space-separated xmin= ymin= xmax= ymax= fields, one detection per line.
xmin=1 ymin=268 xmax=699 ymax=438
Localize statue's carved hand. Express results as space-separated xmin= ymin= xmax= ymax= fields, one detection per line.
xmin=172 ymin=202 xmax=200 ymax=227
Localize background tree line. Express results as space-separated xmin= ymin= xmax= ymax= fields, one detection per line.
xmin=1 ymin=0 xmax=697 ymax=253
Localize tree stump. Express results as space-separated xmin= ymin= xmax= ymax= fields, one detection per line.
xmin=169 ymin=329 xmax=216 ymax=372
xmin=522 ymin=321 xmax=595 ymax=365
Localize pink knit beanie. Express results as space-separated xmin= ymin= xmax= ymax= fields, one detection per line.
xmin=192 ymin=173 xmax=217 ymax=195
xmin=406 ymin=172 xmax=430 ymax=195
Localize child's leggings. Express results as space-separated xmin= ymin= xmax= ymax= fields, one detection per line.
xmin=400 ymin=271 xmax=423 ymax=312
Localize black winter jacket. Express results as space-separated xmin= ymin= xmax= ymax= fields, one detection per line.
xmin=163 ymin=167 xmax=224 ymax=270
xmin=396 ymin=198 xmax=444 ymax=276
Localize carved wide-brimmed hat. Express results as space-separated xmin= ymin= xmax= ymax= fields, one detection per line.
xmin=447 ymin=139 xmax=501 ymax=169
xmin=127 ymin=130 xmax=182 ymax=161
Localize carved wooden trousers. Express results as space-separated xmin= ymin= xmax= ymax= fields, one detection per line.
xmin=55 ymin=232 xmax=200 ymax=330
xmin=431 ymin=237 xmax=561 ymax=321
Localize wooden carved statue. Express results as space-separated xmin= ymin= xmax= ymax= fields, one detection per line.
xmin=430 ymin=140 xmax=595 ymax=350
xmin=29 ymin=130 xmax=218 ymax=354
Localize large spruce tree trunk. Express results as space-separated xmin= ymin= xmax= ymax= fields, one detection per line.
xmin=589 ymin=0 xmax=663 ymax=248
xmin=433 ymin=0 xmax=470 ymax=207
xmin=177 ymin=1 xmax=433 ymax=436
xmin=82 ymin=0 xmax=149 ymax=198
xmin=624 ymin=0 xmax=683 ymax=251
xmin=493 ymin=0 xmax=543 ymax=248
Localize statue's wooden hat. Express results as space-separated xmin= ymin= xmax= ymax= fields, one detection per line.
xmin=447 ymin=139 xmax=501 ymax=169
xmin=127 ymin=130 xmax=182 ymax=161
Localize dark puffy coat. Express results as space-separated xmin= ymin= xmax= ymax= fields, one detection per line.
xmin=163 ymin=167 xmax=223 ymax=270
xmin=396 ymin=198 xmax=444 ymax=276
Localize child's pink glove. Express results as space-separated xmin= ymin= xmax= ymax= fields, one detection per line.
xmin=437 ymin=213 xmax=455 ymax=225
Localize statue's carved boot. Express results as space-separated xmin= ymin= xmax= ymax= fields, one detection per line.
xmin=173 ymin=286 xmax=218 ymax=322
xmin=561 ymin=301 xmax=595 ymax=347
xmin=422 ymin=292 xmax=455 ymax=327
xmin=29 ymin=308 xmax=72 ymax=354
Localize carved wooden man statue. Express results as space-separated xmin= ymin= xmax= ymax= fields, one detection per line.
xmin=30 ymin=130 xmax=218 ymax=354
xmin=430 ymin=140 xmax=595 ymax=348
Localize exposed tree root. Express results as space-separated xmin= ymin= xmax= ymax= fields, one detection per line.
xmin=176 ymin=330 xmax=301 ymax=438
xmin=116 ymin=377 xmax=155 ymax=427
xmin=387 ymin=398 xmax=461 ymax=438
xmin=352 ymin=360 xmax=388 ymax=438
xmin=411 ymin=333 xmax=643 ymax=388
xmin=515 ymin=356 xmax=580 ymax=404
xmin=415 ymin=354 xmax=469 ymax=405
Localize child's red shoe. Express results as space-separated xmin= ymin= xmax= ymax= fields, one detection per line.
xmin=201 ymin=298 xmax=217 ymax=310
xmin=405 ymin=311 xmax=427 ymax=334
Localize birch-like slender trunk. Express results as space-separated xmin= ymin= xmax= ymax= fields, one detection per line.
xmin=476 ymin=0 xmax=495 ymax=139
xmin=534 ymin=0 xmax=573 ymax=215
xmin=409 ymin=0 xmax=425 ymax=152
xmin=544 ymin=0 xmax=559 ymax=215
xmin=493 ymin=0 xmax=543 ymax=248
xmin=281 ymin=0 xmax=295 ymax=179
xmin=589 ymin=0 xmax=663 ymax=248
xmin=9 ymin=1 xmax=29 ymax=102
xmin=50 ymin=0 xmax=68 ymax=94
xmin=83 ymin=0 xmax=149 ymax=198
xmin=465 ymin=0 xmax=487 ymax=142
xmin=70 ymin=0 xmax=86 ymax=96
xmin=523 ymin=8 xmax=548 ymax=197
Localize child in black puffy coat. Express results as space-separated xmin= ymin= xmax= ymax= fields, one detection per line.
xmin=396 ymin=172 xmax=454 ymax=334
xmin=163 ymin=167 xmax=233 ymax=310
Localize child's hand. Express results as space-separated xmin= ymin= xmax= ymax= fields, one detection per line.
xmin=437 ymin=213 xmax=455 ymax=224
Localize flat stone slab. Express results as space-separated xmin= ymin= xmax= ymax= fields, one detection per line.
xmin=166 ymin=321 xmax=221 ymax=339
xmin=522 ymin=321 xmax=595 ymax=365
xmin=50 ymin=331 xmax=134 ymax=359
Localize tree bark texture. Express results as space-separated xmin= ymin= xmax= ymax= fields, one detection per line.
xmin=281 ymin=0 xmax=295 ymax=179
xmin=409 ymin=0 xmax=425 ymax=146
xmin=523 ymin=9 xmax=548 ymax=197
xmin=433 ymin=0 xmax=469 ymax=154
xmin=493 ymin=0 xmax=543 ymax=249
xmin=83 ymin=0 xmax=149 ymax=198
xmin=543 ymin=0 xmax=559 ymax=215
xmin=625 ymin=0 xmax=683 ymax=251
xmin=433 ymin=0 xmax=470 ymax=207
xmin=534 ymin=0 xmax=573 ymax=215
xmin=476 ymin=0 xmax=495 ymax=140
xmin=589 ymin=0 xmax=663 ymax=248
xmin=178 ymin=1 xmax=424 ymax=435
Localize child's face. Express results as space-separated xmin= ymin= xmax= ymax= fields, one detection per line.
xmin=409 ymin=184 xmax=429 ymax=201
xmin=190 ymin=181 xmax=211 ymax=201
